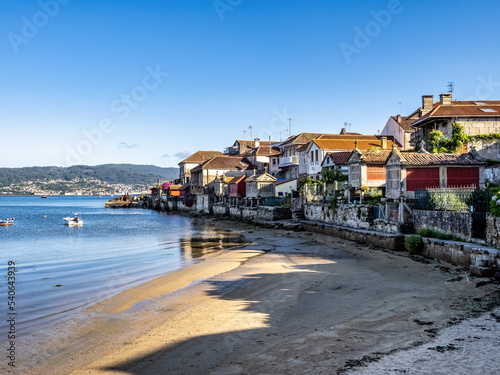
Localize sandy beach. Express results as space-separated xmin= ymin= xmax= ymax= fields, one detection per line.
xmin=11 ymin=218 xmax=500 ymax=375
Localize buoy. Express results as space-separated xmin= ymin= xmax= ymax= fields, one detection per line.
xmin=44 ymin=215 xmax=46 ymax=218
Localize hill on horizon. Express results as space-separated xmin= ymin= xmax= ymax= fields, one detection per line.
xmin=0 ymin=164 xmax=179 ymax=187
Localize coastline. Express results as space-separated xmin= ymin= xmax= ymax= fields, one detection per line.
xmin=12 ymin=217 xmax=500 ymax=375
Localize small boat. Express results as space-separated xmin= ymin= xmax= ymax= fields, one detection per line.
xmin=0 ymin=217 xmax=14 ymax=226
xmin=41 ymin=195 xmax=47 ymax=198
xmin=63 ymin=215 xmax=83 ymax=226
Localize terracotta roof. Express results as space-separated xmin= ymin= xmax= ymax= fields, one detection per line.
xmin=395 ymin=152 xmax=486 ymax=166
xmin=391 ymin=115 xmax=415 ymax=131
xmin=412 ymin=101 xmax=500 ymax=126
xmin=179 ymin=150 xmax=223 ymax=164
xmin=190 ymin=156 xmax=254 ymax=172
xmin=311 ymin=138 xmax=394 ymax=151
xmin=243 ymin=146 xmax=281 ymax=157
xmin=280 ymin=133 xmax=330 ymax=146
xmin=236 ymin=140 xmax=277 ymax=148
xmin=324 ymin=151 xmax=351 ymax=165
xmin=318 ymin=134 xmax=382 ymax=140
xmin=360 ymin=151 xmax=392 ymax=165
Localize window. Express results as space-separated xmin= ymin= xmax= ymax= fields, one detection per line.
xmin=473 ymin=101 xmax=488 ymax=105
xmin=272 ymin=159 xmax=276 ymax=165
xmin=315 ymin=150 xmax=319 ymax=162
xmin=479 ymin=108 xmax=497 ymax=113
xmin=311 ymin=151 xmax=314 ymax=162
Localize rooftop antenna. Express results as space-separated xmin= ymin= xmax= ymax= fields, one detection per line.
xmin=243 ymin=130 xmax=246 ymax=140
xmin=399 ymin=100 xmax=402 ymax=115
xmin=448 ymin=81 xmax=454 ymax=101
xmin=248 ymin=125 xmax=253 ymax=140
xmin=348 ymin=122 xmax=351 ymax=134
xmin=289 ymin=118 xmax=292 ymax=137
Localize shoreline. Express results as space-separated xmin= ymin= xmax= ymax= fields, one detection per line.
xmin=11 ymin=218 xmax=500 ymax=374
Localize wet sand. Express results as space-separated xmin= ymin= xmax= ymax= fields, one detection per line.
xmin=11 ymin=218 xmax=500 ymax=375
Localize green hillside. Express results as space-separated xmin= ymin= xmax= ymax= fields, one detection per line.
xmin=0 ymin=164 xmax=178 ymax=188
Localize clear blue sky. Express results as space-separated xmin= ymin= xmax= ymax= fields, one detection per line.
xmin=1 ymin=0 xmax=499 ymax=168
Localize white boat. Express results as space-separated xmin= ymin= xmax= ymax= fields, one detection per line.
xmin=63 ymin=215 xmax=83 ymax=226
xmin=0 ymin=217 xmax=14 ymax=226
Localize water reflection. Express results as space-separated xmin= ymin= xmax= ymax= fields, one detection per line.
xmin=180 ymin=227 xmax=247 ymax=260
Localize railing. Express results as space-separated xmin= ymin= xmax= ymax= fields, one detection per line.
xmin=279 ymin=155 xmax=299 ymax=167
xmin=414 ymin=188 xmax=487 ymax=212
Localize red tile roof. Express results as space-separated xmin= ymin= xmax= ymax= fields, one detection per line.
xmin=180 ymin=150 xmax=223 ymax=164
xmin=412 ymin=101 xmax=500 ymax=126
xmin=360 ymin=151 xmax=392 ymax=165
xmin=311 ymin=138 xmax=394 ymax=151
xmin=324 ymin=151 xmax=351 ymax=165
xmin=391 ymin=115 xmax=415 ymax=131
xmin=190 ymin=156 xmax=254 ymax=172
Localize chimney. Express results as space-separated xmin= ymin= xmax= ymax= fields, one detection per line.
xmin=381 ymin=137 xmax=387 ymax=149
xmin=397 ymin=114 xmax=402 ymax=123
xmin=340 ymin=128 xmax=346 ymax=134
xmin=254 ymin=138 xmax=260 ymax=148
xmin=422 ymin=95 xmax=434 ymax=110
xmin=440 ymin=93 xmax=452 ymax=106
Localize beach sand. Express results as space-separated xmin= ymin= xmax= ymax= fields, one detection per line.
xmin=12 ymin=218 xmax=500 ymax=375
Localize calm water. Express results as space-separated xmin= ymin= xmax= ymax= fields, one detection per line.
xmin=0 ymin=196 xmax=242 ymax=335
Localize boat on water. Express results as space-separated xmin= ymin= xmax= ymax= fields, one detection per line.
xmin=0 ymin=217 xmax=14 ymax=226
xmin=41 ymin=195 xmax=47 ymax=198
xmin=63 ymin=215 xmax=83 ymax=226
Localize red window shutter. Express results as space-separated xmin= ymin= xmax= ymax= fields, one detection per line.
xmin=406 ymin=168 xmax=439 ymax=191
xmin=447 ymin=167 xmax=479 ymax=188
xmin=367 ymin=166 xmax=385 ymax=180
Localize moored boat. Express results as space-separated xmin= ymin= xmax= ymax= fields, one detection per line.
xmin=0 ymin=217 xmax=14 ymax=226
xmin=63 ymin=215 xmax=83 ymax=226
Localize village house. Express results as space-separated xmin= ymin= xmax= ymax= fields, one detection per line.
xmin=305 ymin=136 xmax=395 ymax=179
xmin=381 ymin=114 xmax=416 ymax=150
xmin=409 ymin=94 xmax=500 ymax=159
xmin=178 ymin=150 xmax=223 ymax=184
xmin=190 ymin=156 xmax=254 ymax=212
xmin=277 ymin=133 xmax=336 ymax=180
xmin=224 ymin=139 xmax=277 ymax=156
xmin=320 ymin=151 xmax=351 ymax=175
xmin=275 ymin=178 xmax=297 ymax=197
xmin=241 ymin=139 xmax=281 ymax=174
xmin=384 ymin=146 xmax=487 ymax=200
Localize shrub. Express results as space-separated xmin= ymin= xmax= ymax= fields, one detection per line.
xmin=405 ymin=235 xmax=423 ymax=254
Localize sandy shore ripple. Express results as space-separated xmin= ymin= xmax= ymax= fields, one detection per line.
xmin=10 ymin=218 xmax=500 ymax=375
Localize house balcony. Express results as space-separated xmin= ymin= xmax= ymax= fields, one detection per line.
xmin=279 ymin=155 xmax=299 ymax=167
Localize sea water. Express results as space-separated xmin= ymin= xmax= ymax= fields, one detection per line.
xmin=0 ymin=196 xmax=239 ymax=335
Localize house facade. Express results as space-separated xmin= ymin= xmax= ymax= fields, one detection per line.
xmin=178 ymin=150 xmax=223 ymax=184
xmin=347 ymin=149 xmax=391 ymax=190
xmin=381 ymin=115 xmax=416 ymax=150
xmin=411 ymin=94 xmax=500 ymax=159
xmin=385 ymin=147 xmax=487 ymax=200
xmin=245 ymin=173 xmax=277 ymax=198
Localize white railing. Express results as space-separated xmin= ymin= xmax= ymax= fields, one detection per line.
xmin=279 ymin=155 xmax=299 ymax=167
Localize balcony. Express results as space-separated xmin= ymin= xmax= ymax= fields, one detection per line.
xmin=279 ymin=155 xmax=299 ymax=167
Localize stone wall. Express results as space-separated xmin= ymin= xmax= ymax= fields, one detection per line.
xmin=420 ymin=237 xmax=500 ymax=276
xmin=486 ymin=213 xmax=500 ymax=248
xmin=302 ymin=222 xmax=405 ymax=251
xmin=413 ymin=210 xmax=472 ymax=240
xmin=227 ymin=206 xmax=292 ymax=223
xmin=303 ymin=202 xmax=399 ymax=234
xmin=485 ymin=165 xmax=500 ymax=185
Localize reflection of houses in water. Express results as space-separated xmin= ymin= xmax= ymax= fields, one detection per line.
xmin=179 ymin=231 xmax=246 ymax=260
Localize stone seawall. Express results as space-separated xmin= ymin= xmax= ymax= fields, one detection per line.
xmin=413 ymin=210 xmax=472 ymax=241
xmin=302 ymin=221 xmax=405 ymax=251
xmin=215 ymin=206 xmax=292 ymax=223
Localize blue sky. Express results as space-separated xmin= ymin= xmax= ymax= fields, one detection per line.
xmin=1 ymin=0 xmax=499 ymax=168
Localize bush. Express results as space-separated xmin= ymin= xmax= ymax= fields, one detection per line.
xmin=405 ymin=235 xmax=423 ymax=254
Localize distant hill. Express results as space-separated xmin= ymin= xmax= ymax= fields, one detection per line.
xmin=0 ymin=164 xmax=179 ymax=187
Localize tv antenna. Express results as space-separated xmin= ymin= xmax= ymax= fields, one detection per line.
xmin=243 ymin=130 xmax=246 ymax=140
xmin=448 ymin=82 xmax=454 ymax=101
xmin=248 ymin=125 xmax=253 ymax=139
